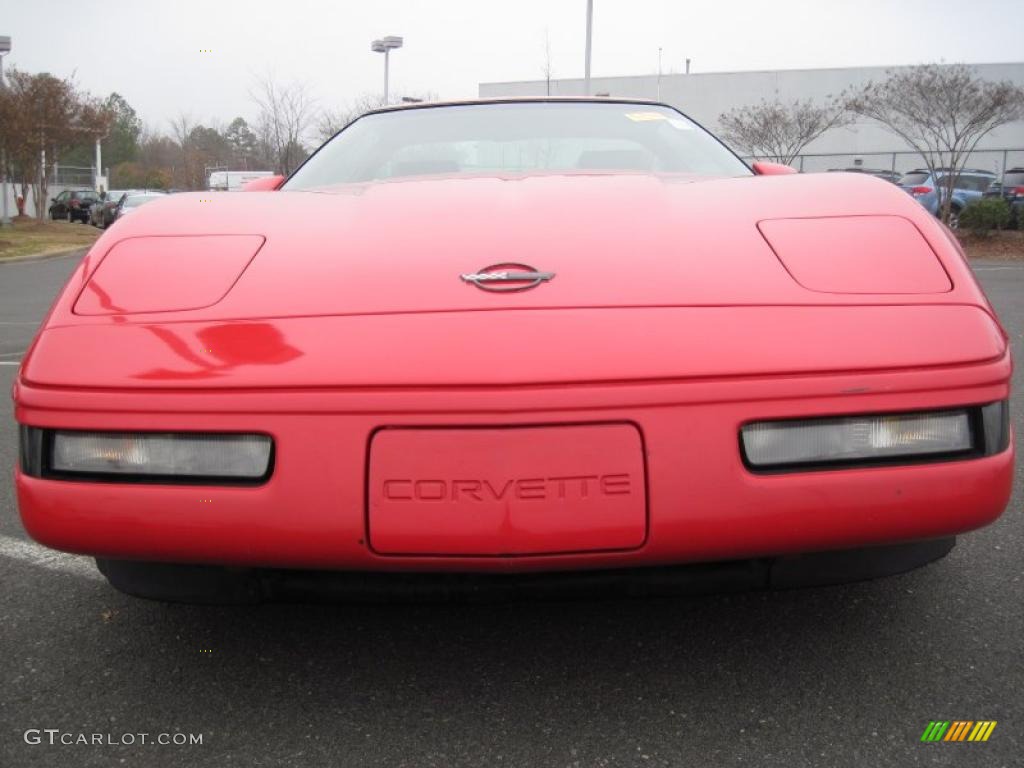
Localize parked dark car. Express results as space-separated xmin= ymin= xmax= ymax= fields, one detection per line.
xmin=827 ymin=167 xmax=902 ymax=184
xmin=49 ymin=189 xmax=100 ymax=223
xmin=88 ymin=190 xmax=131 ymax=229
xmin=984 ymin=168 xmax=1024 ymax=228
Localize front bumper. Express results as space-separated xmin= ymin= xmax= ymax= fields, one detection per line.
xmin=14 ymin=356 xmax=1014 ymax=573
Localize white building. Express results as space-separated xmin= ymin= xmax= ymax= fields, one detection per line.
xmin=480 ymin=62 xmax=1024 ymax=174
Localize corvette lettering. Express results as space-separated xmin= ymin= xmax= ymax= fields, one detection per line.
xmin=382 ymin=474 xmax=632 ymax=501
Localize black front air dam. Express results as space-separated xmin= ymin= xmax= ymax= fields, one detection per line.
xmin=96 ymin=538 xmax=956 ymax=604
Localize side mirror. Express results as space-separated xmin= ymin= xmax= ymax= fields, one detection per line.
xmin=751 ymin=161 xmax=798 ymax=176
xmin=243 ymin=175 xmax=285 ymax=191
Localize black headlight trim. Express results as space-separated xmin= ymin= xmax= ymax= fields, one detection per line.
xmin=980 ymin=400 xmax=1011 ymax=456
xmin=18 ymin=425 xmax=44 ymax=478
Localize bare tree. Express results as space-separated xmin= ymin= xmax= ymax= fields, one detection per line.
xmin=317 ymin=93 xmax=384 ymax=143
xmin=718 ymin=97 xmax=851 ymax=167
xmin=315 ymin=110 xmax=346 ymax=144
xmin=167 ymin=112 xmax=195 ymax=188
xmin=541 ymin=30 xmax=553 ymax=96
xmin=132 ymin=123 xmax=178 ymax=189
xmin=848 ymin=63 xmax=1024 ymax=224
xmin=251 ymin=74 xmax=316 ymax=175
xmin=316 ymin=91 xmax=438 ymax=144
xmin=168 ymin=112 xmax=195 ymax=150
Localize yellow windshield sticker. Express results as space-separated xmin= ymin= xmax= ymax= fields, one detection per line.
xmin=625 ymin=111 xmax=667 ymax=122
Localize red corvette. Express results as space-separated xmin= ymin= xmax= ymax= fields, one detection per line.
xmin=13 ymin=100 xmax=1013 ymax=602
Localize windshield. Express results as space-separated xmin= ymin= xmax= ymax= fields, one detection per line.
xmin=1003 ymin=172 xmax=1024 ymax=187
xmin=284 ymin=102 xmax=751 ymax=189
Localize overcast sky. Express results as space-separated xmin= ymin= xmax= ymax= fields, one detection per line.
xmin=1 ymin=0 xmax=1020 ymax=133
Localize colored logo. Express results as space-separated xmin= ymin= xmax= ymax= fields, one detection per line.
xmin=921 ymin=721 xmax=997 ymax=742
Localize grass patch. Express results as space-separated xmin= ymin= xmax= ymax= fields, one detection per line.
xmin=0 ymin=216 xmax=100 ymax=261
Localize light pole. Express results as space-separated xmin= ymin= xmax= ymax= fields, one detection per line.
xmin=584 ymin=0 xmax=593 ymax=96
xmin=0 ymin=35 xmax=11 ymax=227
xmin=371 ymin=36 xmax=403 ymax=105
xmin=95 ymin=137 xmax=103 ymax=192
xmin=657 ymin=47 xmax=662 ymax=101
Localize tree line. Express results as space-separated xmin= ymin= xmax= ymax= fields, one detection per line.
xmin=0 ymin=69 xmax=401 ymax=216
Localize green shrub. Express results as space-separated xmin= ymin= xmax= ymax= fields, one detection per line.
xmin=959 ymin=198 xmax=1011 ymax=235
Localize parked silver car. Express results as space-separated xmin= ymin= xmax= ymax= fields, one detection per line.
xmin=107 ymin=191 xmax=167 ymax=226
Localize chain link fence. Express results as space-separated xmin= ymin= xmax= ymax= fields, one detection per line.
xmin=50 ymin=165 xmax=96 ymax=187
xmin=745 ymin=149 xmax=1024 ymax=176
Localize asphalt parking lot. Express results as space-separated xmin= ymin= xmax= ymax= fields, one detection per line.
xmin=1 ymin=252 xmax=1021 ymax=768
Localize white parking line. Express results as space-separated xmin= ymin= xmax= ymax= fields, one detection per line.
xmin=0 ymin=361 xmax=20 ymax=366
xmin=0 ymin=533 xmax=104 ymax=581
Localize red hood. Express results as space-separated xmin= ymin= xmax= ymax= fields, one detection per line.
xmin=20 ymin=172 xmax=1005 ymax=390
xmin=58 ymin=171 xmax=969 ymax=322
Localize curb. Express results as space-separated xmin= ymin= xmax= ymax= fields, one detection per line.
xmin=0 ymin=246 xmax=89 ymax=266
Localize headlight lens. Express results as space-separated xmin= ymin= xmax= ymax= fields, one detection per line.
xmin=50 ymin=431 xmax=272 ymax=480
xmin=741 ymin=410 xmax=973 ymax=469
